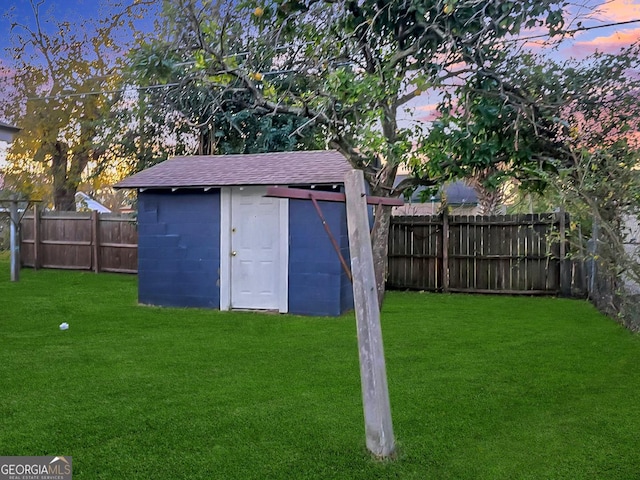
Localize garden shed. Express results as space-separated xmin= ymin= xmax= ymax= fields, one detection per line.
xmin=114 ymin=150 xmax=354 ymax=316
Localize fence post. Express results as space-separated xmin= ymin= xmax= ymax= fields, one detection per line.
xmin=558 ymin=208 xmax=571 ymax=296
xmin=442 ymin=209 xmax=450 ymax=292
xmin=9 ymin=197 xmax=19 ymax=282
xmin=588 ymin=212 xmax=599 ymax=298
xmin=92 ymin=211 xmax=101 ymax=273
xmin=33 ymin=203 xmax=41 ymax=270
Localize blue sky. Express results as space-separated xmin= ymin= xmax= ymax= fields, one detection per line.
xmin=0 ymin=1 xmax=158 ymax=63
xmin=2 ymin=1 xmax=112 ymax=41
xmin=2 ymin=0 xmax=639 ymax=61
xmin=0 ymin=1 xmax=160 ymax=164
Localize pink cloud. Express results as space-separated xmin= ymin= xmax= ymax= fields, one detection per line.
xmin=569 ymin=28 xmax=640 ymax=56
xmin=595 ymin=0 xmax=640 ymax=22
xmin=415 ymin=103 xmax=440 ymax=122
xmin=416 ymin=103 xmax=440 ymax=113
xmin=519 ymin=1 xmax=640 ymax=57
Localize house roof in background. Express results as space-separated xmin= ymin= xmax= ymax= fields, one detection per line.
xmin=114 ymin=150 xmax=353 ymax=189
xmin=0 ymin=121 xmax=20 ymax=143
xmin=395 ymin=175 xmax=478 ymax=205
xmin=0 ymin=121 xmax=19 ymax=132
xmin=75 ymin=192 xmax=111 ymax=213
xmin=444 ymin=181 xmax=478 ymax=205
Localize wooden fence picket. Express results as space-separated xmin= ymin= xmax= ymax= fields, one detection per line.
xmin=19 ymin=209 xmax=582 ymax=296
xmin=20 ymin=209 xmax=137 ymax=274
xmin=388 ymin=213 xmax=580 ymax=296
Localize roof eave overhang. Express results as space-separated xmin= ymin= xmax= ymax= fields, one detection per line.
xmin=115 ymin=182 xmax=346 ymax=191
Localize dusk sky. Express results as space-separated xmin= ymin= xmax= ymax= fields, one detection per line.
xmin=552 ymin=0 xmax=640 ymax=56
xmin=410 ymin=0 xmax=640 ymax=121
xmin=0 ymin=0 xmax=639 ymax=130
xmin=1 ymin=0 xmax=638 ymax=56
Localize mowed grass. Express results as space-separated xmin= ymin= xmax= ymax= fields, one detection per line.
xmin=1 ymin=254 xmax=640 ymax=479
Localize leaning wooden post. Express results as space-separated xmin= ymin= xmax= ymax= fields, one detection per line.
xmin=344 ymin=170 xmax=395 ymax=458
xmin=9 ymin=197 xmax=20 ymax=282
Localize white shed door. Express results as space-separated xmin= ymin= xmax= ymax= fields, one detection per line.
xmin=229 ymin=186 xmax=288 ymax=311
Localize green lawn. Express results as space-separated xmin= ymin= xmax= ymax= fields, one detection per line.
xmin=1 ymin=255 xmax=639 ymax=479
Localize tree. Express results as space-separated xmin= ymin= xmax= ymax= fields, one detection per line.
xmin=424 ymin=45 xmax=640 ymax=328
xmin=134 ymin=0 xmax=566 ymax=302
xmin=0 ymin=0 xmax=156 ymax=210
xmin=464 ymin=169 xmax=508 ymax=215
xmin=127 ymin=41 xmax=326 ymax=164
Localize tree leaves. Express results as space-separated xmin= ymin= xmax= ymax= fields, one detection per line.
xmin=1 ymin=0 xmax=159 ymax=209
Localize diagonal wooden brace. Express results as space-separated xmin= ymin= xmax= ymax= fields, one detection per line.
xmin=266 ymin=186 xmax=404 ymax=206
xmin=309 ymin=196 xmax=353 ymax=282
xmin=265 ymin=187 xmax=403 ymax=284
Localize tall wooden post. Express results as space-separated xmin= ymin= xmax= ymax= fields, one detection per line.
xmin=9 ymin=198 xmax=19 ymax=282
xmin=558 ymin=208 xmax=571 ymax=297
xmin=344 ymin=170 xmax=395 ymax=458
xmin=442 ymin=209 xmax=450 ymax=292
xmin=92 ymin=211 xmax=101 ymax=273
xmin=33 ymin=203 xmax=40 ymax=270
xmin=589 ymin=211 xmax=599 ymax=297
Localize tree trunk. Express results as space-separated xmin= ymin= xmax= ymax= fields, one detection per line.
xmin=476 ymin=187 xmax=503 ymax=215
xmin=371 ymin=203 xmax=393 ymax=307
xmin=53 ymin=98 xmax=100 ymax=212
xmin=466 ymin=169 xmax=504 ymax=215
xmin=50 ymin=141 xmax=77 ymax=211
xmin=54 ymin=188 xmax=77 ymax=211
xmin=335 ymin=143 xmax=400 ymax=309
xmin=368 ymin=162 xmax=399 ymax=307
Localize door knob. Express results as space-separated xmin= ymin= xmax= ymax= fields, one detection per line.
xmin=231 ymin=251 xmax=237 ymax=256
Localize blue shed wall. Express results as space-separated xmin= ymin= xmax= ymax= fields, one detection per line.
xmin=340 ymin=218 xmax=354 ymax=313
xmin=137 ymin=190 xmax=220 ymax=308
xmin=288 ymin=199 xmax=353 ymax=316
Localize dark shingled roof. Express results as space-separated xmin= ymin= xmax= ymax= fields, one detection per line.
xmin=114 ymin=150 xmax=353 ymax=189
xmin=0 ymin=121 xmax=20 ymax=131
xmin=0 ymin=121 xmax=20 ymax=143
xmin=394 ymin=175 xmax=478 ymax=205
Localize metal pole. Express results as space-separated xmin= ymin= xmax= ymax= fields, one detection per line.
xmin=9 ymin=198 xmax=19 ymax=282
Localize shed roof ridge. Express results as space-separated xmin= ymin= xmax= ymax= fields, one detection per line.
xmin=171 ymin=149 xmax=340 ymax=158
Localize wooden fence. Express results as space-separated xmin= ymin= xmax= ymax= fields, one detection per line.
xmin=20 ymin=208 xmax=137 ymax=273
xmin=18 ymin=209 xmax=586 ymax=296
xmin=388 ymin=213 xmax=585 ymax=296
